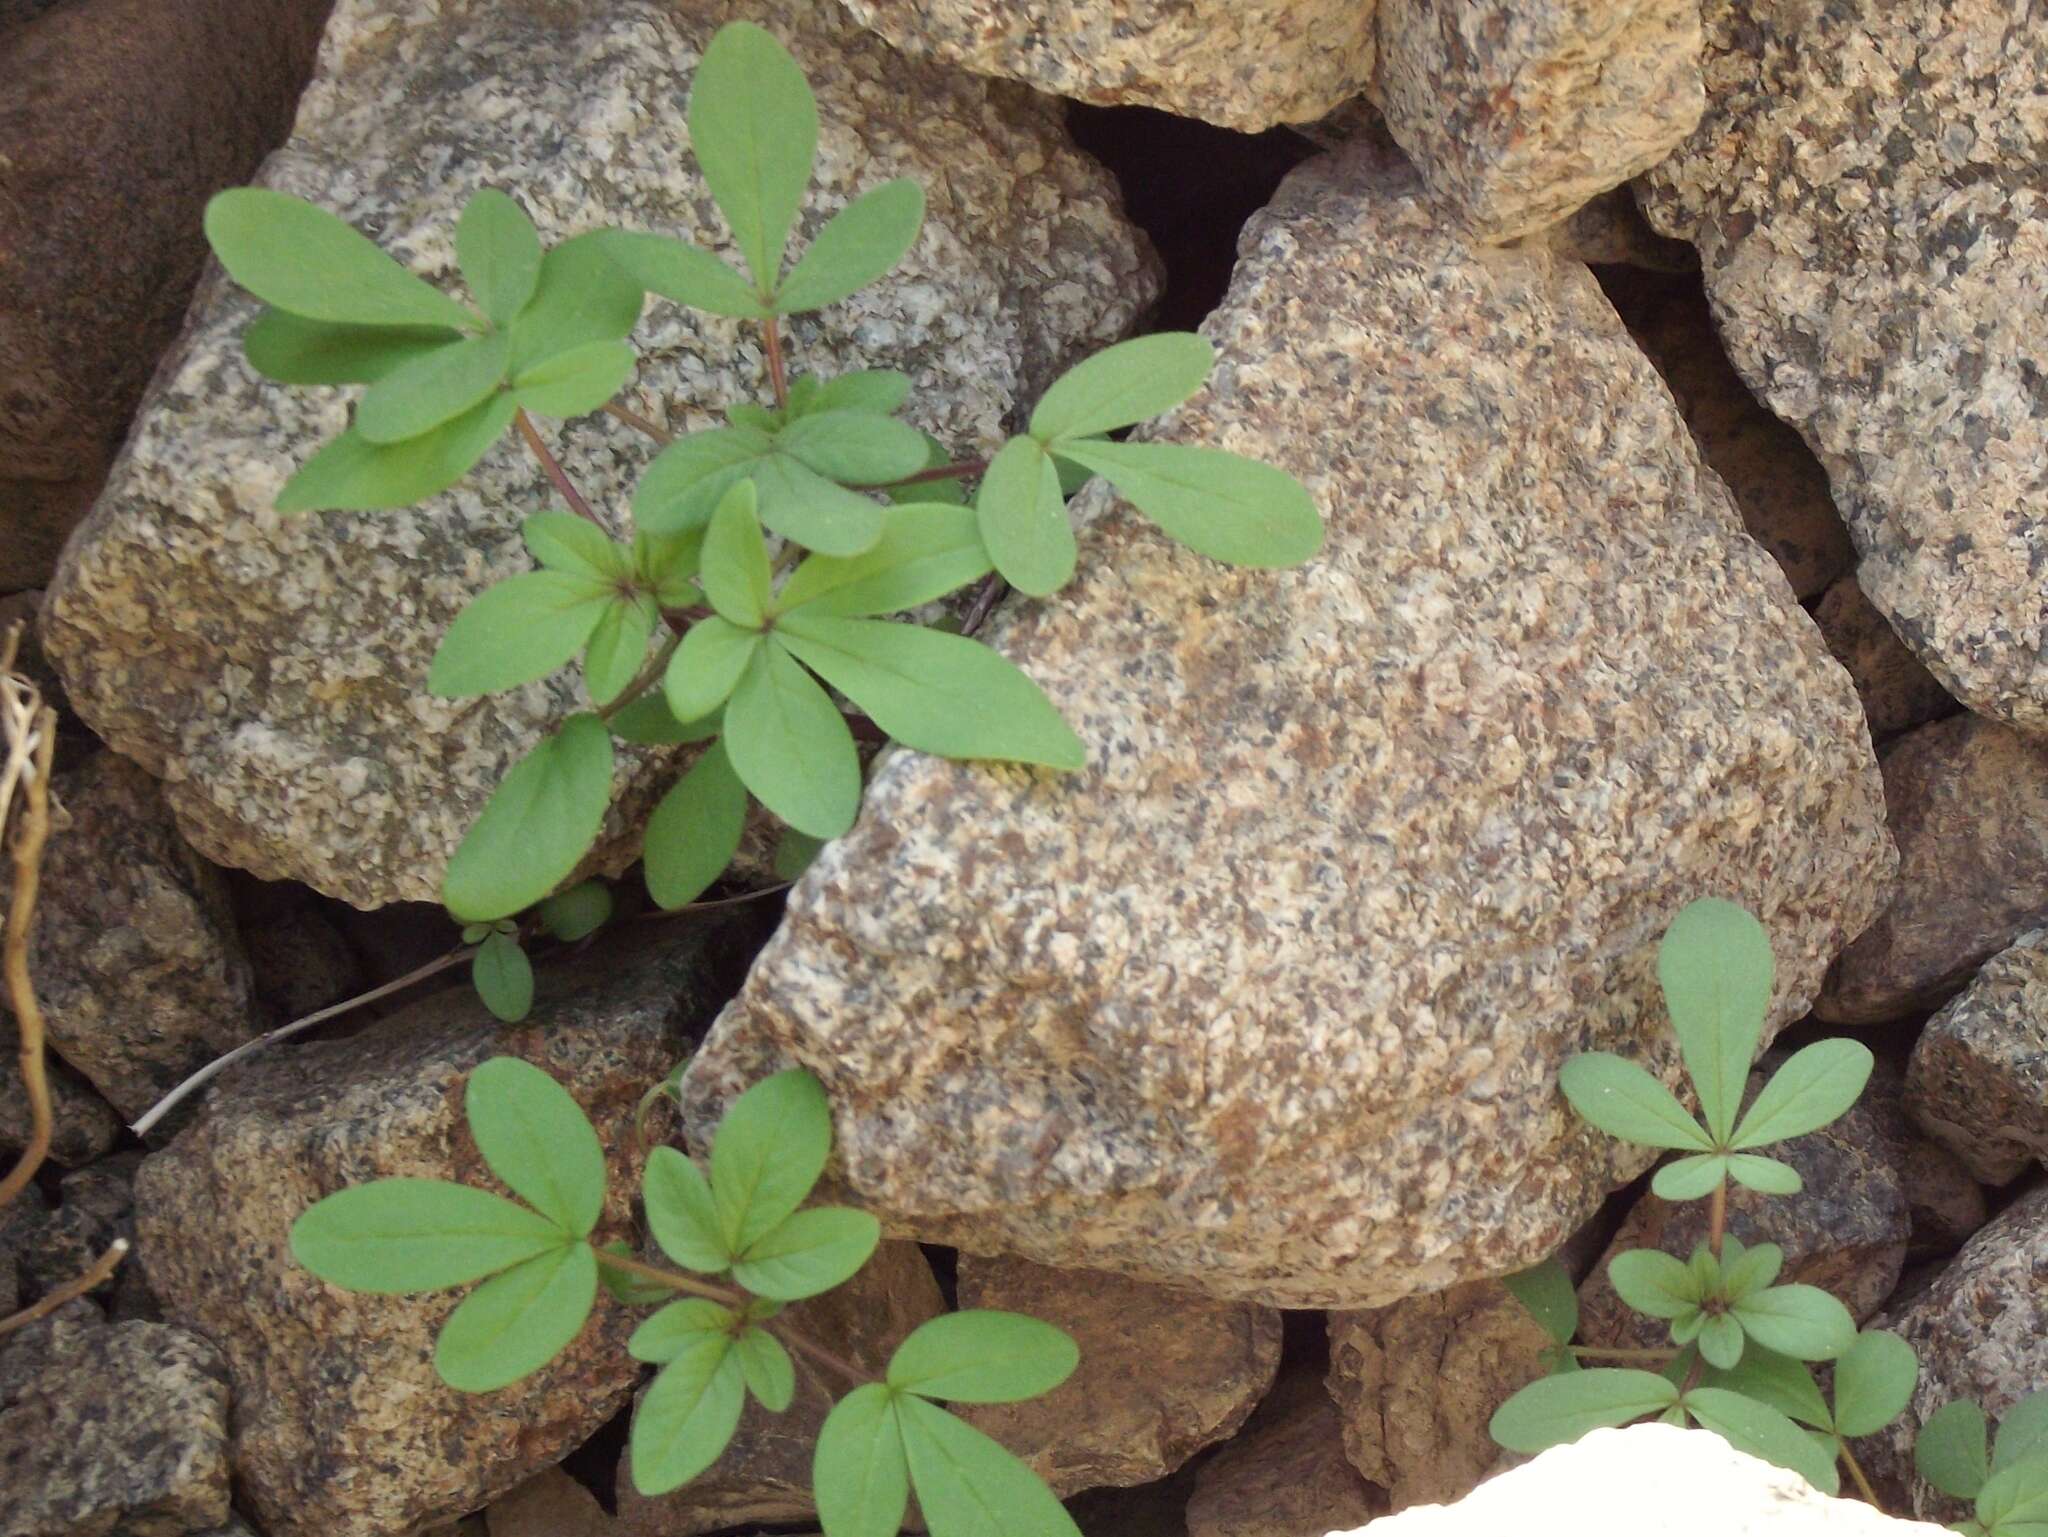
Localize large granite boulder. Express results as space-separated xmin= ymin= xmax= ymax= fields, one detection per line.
xmin=682 ymin=140 xmax=1896 ymax=1308
xmin=41 ymin=0 xmax=1157 ymax=910
xmin=1905 ymin=929 xmax=2048 ymax=1186
xmin=1639 ymin=0 xmax=2048 ymax=733
xmin=132 ymin=932 xmax=724 ymax=1537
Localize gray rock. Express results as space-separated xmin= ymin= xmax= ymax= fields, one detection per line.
xmin=2 ymin=751 xmax=260 ymax=1120
xmin=1326 ymin=1279 xmax=1551 ymax=1511
xmin=0 ymin=1053 xmax=121 ymax=1170
xmin=1370 ymin=0 xmax=1704 ymax=241
xmin=41 ymin=0 xmax=1157 ymax=911
xmin=241 ymin=905 xmax=362 ymax=1023
xmin=1186 ymin=1369 xmax=1383 ymax=1537
xmin=18 ymin=1155 xmax=140 ymax=1310
xmin=1858 ymin=1062 xmax=1988 ymax=1265
xmin=1638 ymin=0 xmax=2048 ymax=733
xmin=616 ymin=1239 xmax=943 ymax=1537
xmin=0 ymin=1311 xmax=232 ymax=1537
xmin=132 ymin=931 xmax=723 ymax=1537
xmin=955 ymin=1255 xmax=1280 ymax=1495
xmin=836 ymin=0 xmax=1378 ymax=132
xmin=681 ymin=140 xmax=1896 ymax=1308
xmin=1813 ymin=577 xmax=1957 ymax=742
xmin=0 ymin=1185 xmax=50 ymax=1316
xmin=1865 ymin=1187 xmax=2048 ymax=1522
xmin=1905 ymin=930 xmax=2048 ymax=1186
xmin=1540 ymin=190 xmax=1696 ymax=273
xmin=1819 ymin=715 xmax=2048 ymax=1025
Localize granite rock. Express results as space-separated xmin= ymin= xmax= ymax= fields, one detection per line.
xmin=17 ymin=1155 xmax=140 ymax=1310
xmin=1542 ymin=190 xmax=1697 ymax=273
xmin=0 ymin=1186 xmax=49 ymax=1317
xmin=1339 ymin=1423 xmax=1947 ymax=1537
xmin=1820 ymin=715 xmax=2048 ymax=1024
xmin=3 ymin=751 xmax=260 ymax=1121
xmin=681 ymin=140 xmax=1895 ymax=1307
xmin=955 ymin=1255 xmax=1281 ymax=1495
xmin=242 ymin=905 xmax=362 ymax=1023
xmin=1186 ymin=1368 xmax=1383 ymax=1537
xmin=488 ymin=1470 xmax=615 ymax=1537
xmin=1865 ymin=1187 xmax=2048 ymax=1522
xmin=1326 ymin=1278 xmax=1551 ymax=1510
xmin=1370 ymin=0 xmax=1704 ymax=242
xmin=616 ymin=1239 xmax=943 ymax=1536
xmin=41 ymin=0 xmax=1157 ymax=910
xmin=1905 ymin=929 xmax=2048 ymax=1186
xmin=132 ymin=932 xmax=722 ymax=1537
xmin=0 ymin=1054 xmax=120 ymax=1170
xmin=0 ymin=1311 xmax=232 ymax=1537
xmin=1639 ymin=0 xmax=2048 ymax=732
xmin=1814 ymin=577 xmax=1958 ymax=742
xmin=0 ymin=0 xmax=332 ymax=484
xmin=836 ymin=0 xmax=1378 ymax=132
xmin=1858 ymin=1062 xmax=1988 ymax=1265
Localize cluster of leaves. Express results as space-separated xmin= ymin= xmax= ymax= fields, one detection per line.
xmin=202 ymin=19 xmax=1322 ymax=1018
xmin=1490 ymin=899 xmax=2048 ymax=1535
xmin=291 ymin=1061 xmax=1085 ymax=1536
xmin=1917 ymin=1394 xmax=2048 ymax=1536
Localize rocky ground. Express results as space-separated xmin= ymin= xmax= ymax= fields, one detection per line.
xmin=2 ymin=1 xmax=2044 ymax=1535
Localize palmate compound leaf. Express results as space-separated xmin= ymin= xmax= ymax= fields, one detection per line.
xmin=1919 ymin=1401 xmax=1993 ymax=1500
xmin=1683 ymin=1386 xmax=1841 ymax=1495
xmin=471 ymin=930 xmax=534 ymax=1023
xmin=688 ymin=20 xmax=818 ymax=294
xmin=885 ymin=1311 xmax=1079 ymax=1403
xmin=204 ymin=188 xmax=478 ymax=332
xmin=441 ymin=713 xmax=615 ymax=922
xmin=275 ymin=393 xmax=518 ymax=514
xmin=815 ymin=1383 xmax=910 ymax=1537
xmin=289 ymin=1178 xmax=567 ymax=1292
xmin=721 ymin=643 xmax=862 ymax=839
xmin=735 ymin=1327 xmax=796 ymax=1411
xmin=1832 ymin=1329 xmax=1919 ymax=1438
xmin=1656 ymin=897 xmax=1776 ymax=1144
xmin=775 ymin=178 xmax=926 ymax=315
xmin=1488 ymin=1368 xmax=1681 ymax=1453
xmin=642 ymin=740 xmax=749 ymax=911
xmin=1730 ymin=1039 xmax=1875 ymax=1150
xmin=464 ymin=1057 xmax=607 ymax=1238
xmin=1556 ymin=1053 xmax=1713 ymax=1151
xmin=894 ymin=1393 xmax=1083 ymax=1537
xmin=434 ymin=1239 xmax=598 ymax=1392
xmin=428 ymin=571 xmax=614 ymax=698
xmin=710 ymin=1069 xmax=833 ymax=1252
xmin=1977 ymin=1457 xmax=2048 ymax=1536
xmin=1501 ymin=1257 xmax=1579 ymax=1348
xmin=730 ymin=1206 xmax=881 ymax=1301
xmin=772 ymin=612 xmax=1085 ymax=770
xmin=1051 ymin=439 xmax=1323 ymax=569
xmin=632 ymin=1331 xmax=745 ymax=1496
xmin=974 ymin=436 xmax=1072 ymax=598
xmin=641 ymin=1147 xmax=729 ymax=1273
xmin=700 ymin=481 xmax=773 ymax=628
xmin=775 ymin=409 xmax=929 ymax=485
xmin=457 ymin=188 xmax=544 ymax=328
xmin=1026 ymin=332 xmax=1216 ymax=443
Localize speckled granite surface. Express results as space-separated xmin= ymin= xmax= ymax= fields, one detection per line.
xmin=41 ymin=0 xmax=1156 ymax=909
xmin=1906 ymin=928 xmax=2048 ymax=1185
xmin=1640 ymin=0 xmax=2048 ymax=732
xmin=681 ymin=141 xmax=1896 ymax=1308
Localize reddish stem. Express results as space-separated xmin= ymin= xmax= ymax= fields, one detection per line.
xmin=516 ymin=409 xmax=602 ymax=525
xmin=761 ymin=317 xmax=789 ymax=410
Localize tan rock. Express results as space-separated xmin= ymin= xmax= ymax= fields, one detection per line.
xmin=1858 ymin=1062 xmax=1988 ymax=1264
xmin=681 ymin=139 xmax=1895 ymax=1307
xmin=1813 ymin=577 xmax=1957 ymax=741
xmin=1186 ymin=1369 xmax=1382 ymax=1537
xmin=1326 ymin=1280 xmax=1549 ymax=1511
xmin=955 ymin=1255 xmax=1280 ymax=1496
xmin=1905 ymin=929 xmax=2048 ymax=1186
xmin=1820 ymin=715 xmax=2048 ymax=1025
xmin=0 ymin=473 xmax=102 ymax=594
xmin=488 ymin=1469 xmax=615 ymax=1537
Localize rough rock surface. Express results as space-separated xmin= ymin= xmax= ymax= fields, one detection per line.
xmin=1867 ymin=1187 xmax=2048 ymax=1521
xmin=1579 ymin=1082 xmax=1909 ymax=1349
xmin=682 ymin=140 xmax=1896 ymax=1307
xmin=1639 ymin=0 xmax=2048 ymax=732
xmin=1186 ymin=1369 xmax=1382 ymax=1537
xmin=1814 ymin=578 xmax=1957 ymax=742
xmin=0 ymin=1309 xmax=232 ymax=1537
xmin=1820 ymin=715 xmax=2048 ymax=1024
xmin=133 ymin=932 xmax=721 ymax=1537
xmin=41 ymin=0 xmax=1156 ymax=911
xmin=0 ymin=1055 xmax=120 ymax=1170
xmin=616 ymin=1240 xmax=943 ymax=1536
xmin=1906 ymin=930 xmax=2048 ymax=1185
xmin=1 ymin=474 xmax=103 ymax=595
xmin=17 ymin=1155 xmax=141 ymax=1310
xmin=0 ymin=0 xmax=333 ymax=480
xmin=954 ymin=1255 xmax=1280 ymax=1495
xmin=1340 ymin=1423 xmax=1946 ymax=1537
xmin=4 ymin=751 xmax=259 ymax=1120
xmin=1542 ymin=190 xmax=1696 ymax=273
xmin=1859 ymin=1063 xmax=1988 ymax=1264
xmin=1607 ymin=276 xmax=1853 ymax=603
xmin=242 ymin=904 xmax=362 ymax=1022
xmin=1371 ymin=0 xmax=1704 ymax=242
xmin=837 ymin=0 xmax=1377 ymax=132
xmin=1326 ymin=1279 xmax=1550 ymax=1510
xmin=488 ymin=1470 xmax=616 ymax=1537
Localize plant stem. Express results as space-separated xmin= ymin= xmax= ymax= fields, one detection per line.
xmin=597 ymin=633 xmax=684 ymax=724
xmin=0 ymin=660 xmax=55 ymax=1211
xmin=590 ymin=1247 xmax=867 ymax=1385
xmin=516 ymin=409 xmax=603 ymax=526
xmin=854 ymin=456 xmax=990 ymax=492
xmin=1567 ymin=1346 xmax=1678 ymax=1363
xmin=0 ymin=1238 xmax=126 ymax=1337
xmin=960 ymin=573 xmax=1008 ymax=638
xmin=761 ymin=317 xmax=789 ymax=411
xmin=1707 ymin=1178 xmax=1728 ymax=1258
xmin=604 ymin=400 xmax=675 ymax=445
xmin=1840 ymin=1441 xmax=1882 ymax=1507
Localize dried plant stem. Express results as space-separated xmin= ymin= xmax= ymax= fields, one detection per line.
xmin=0 ymin=1239 xmax=127 ymax=1338
xmin=0 ymin=627 xmax=57 ymax=1213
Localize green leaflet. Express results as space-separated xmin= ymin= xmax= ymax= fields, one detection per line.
xmin=464 ymin=1057 xmax=608 ymax=1238
xmin=1502 ymin=1257 xmax=1579 ymax=1348
xmin=775 ymin=179 xmax=926 ymax=314
xmin=442 ymin=714 xmax=615 ymax=921
xmin=1684 ymin=1387 xmax=1841 ymax=1495
xmin=1701 ymin=1346 xmax=1831 ymax=1430
xmin=793 ymin=370 xmax=911 ymax=418
xmin=777 ymin=503 xmax=991 ymax=618
xmin=629 ymin=1298 xmax=735 ymax=1364
xmin=776 ymin=409 xmax=929 ymax=485
xmin=773 ymin=612 xmax=1084 ymax=769
xmin=458 ymin=189 xmax=544 ymax=327
xmin=610 ymin=692 xmax=721 ymax=746
xmin=513 ymin=339 xmax=638 ymax=420
xmin=1995 ymin=1392 xmax=2048 ymax=1474
xmin=729 ymin=1206 xmax=880 ymax=1301
xmin=1489 ymin=1368 xmax=1680 ymax=1453
xmin=722 ymin=643 xmax=861 ymax=839
xmin=435 ymin=1240 xmax=598 ymax=1392
xmin=634 ymin=426 xmax=775 ymax=535
xmin=471 ymin=930 xmax=534 ymax=1022
xmin=642 ymin=1147 xmax=730 ymax=1273
xmin=709 ymin=1069 xmax=833 ymax=1253
xmin=583 ymin=594 xmax=659 ymax=706
xmin=815 ymin=1384 xmax=910 ymax=1537
xmin=1053 ymin=439 xmax=1323 ymax=569
xmin=1732 ymin=1285 xmax=1857 ymax=1362
xmin=1656 ymin=897 xmax=1775 ymax=1144
xmin=1556 ymin=1053 xmax=1712 ymax=1151
xmin=748 ymin=452 xmax=886 ymax=557
xmin=289 ymin=1178 xmax=567 ymax=1293
xmin=359 ymin=328 xmax=508 ymax=449
xmin=688 ymin=20 xmax=817 ymax=293
xmin=507 ymin=232 xmax=645 ymax=374
xmin=242 ymin=311 xmax=459 ymax=386
xmin=1731 ymin=1040 xmax=1874 ymax=1150
xmin=1724 ymin=1153 xmax=1803 ymax=1195
xmin=894 ymin=1394 xmax=1082 ymax=1537
xmin=526 ymin=511 xmax=630 ymax=581
xmin=700 ymin=482 xmax=774 ymax=627
xmin=427 ymin=570 xmax=614 ymax=699
xmin=1651 ymin=1153 xmax=1731 ymax=1202
xmin=887 ymin=1311 xmax=1079 ymax=1404
xmin=1832 ymin=1329 xmax=1918 ymax=1438
xmin=1608 ymin=1249 xmax=1700 ymax=1321
xmin=643 ymin=741 xmax=749 ymax=910
xmin=1920 ymin=1401 xmax=1992 ymax=1500
xmin=975 ymin=436 xmax=1072 ymax=597
xmin=598 ymin=230 xmax=766 ymax=319
xmin=631 ymin=1336 xmax=745 ymax=1495
xmin=537 ymin=880 xmax=613 ymax=941
xmin=665 ymin=618 xmax=763 ymax=725
xmin=734 ymin=1327 xmax=795 ymax=1411
xmin=204 ymin=188 xmax=478 ymax=331
xmin=1027 ymin=333 xmax=1215 ymax=442
xmin=275 ymin=393 xmax=517 ymax=513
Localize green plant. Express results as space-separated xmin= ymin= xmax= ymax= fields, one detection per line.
xmin=293 ymin=1058 xmax=1084 ymax=1536
xmin=201 ymin=19 xmax=1322 ymax=1018
xmin=1491 ymin=899 xmax=2048 ymax=1535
